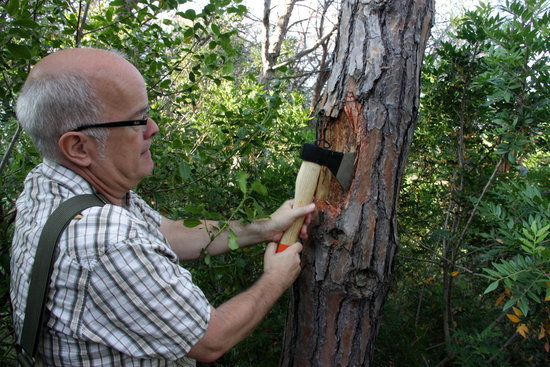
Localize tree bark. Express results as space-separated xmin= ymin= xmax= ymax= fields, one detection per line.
xmin=280 ymin=1 xmax=434 ymax=366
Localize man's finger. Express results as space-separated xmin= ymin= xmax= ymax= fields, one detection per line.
xmin=288 ymin=242 xmax=303 ymax=254
xmin=294 ymin=203 xmax=316 ymax=216
xmin=266 ymin=242 xmax=278 ymax=255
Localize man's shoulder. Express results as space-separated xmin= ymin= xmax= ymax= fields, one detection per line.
xmin=20 ymin=160 xmax=94 ymax=203
xmin=64 ymin=204 xmax=135 ymax=257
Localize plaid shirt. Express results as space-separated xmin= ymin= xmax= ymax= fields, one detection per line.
xmin=11 ymin=160 xmax=211 ymax=366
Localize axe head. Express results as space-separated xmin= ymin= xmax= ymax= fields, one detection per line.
xmin=300 ymin=143 xmax=355 ymax=191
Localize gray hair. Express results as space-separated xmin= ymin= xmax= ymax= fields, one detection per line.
xmin=16 ymin=73 xmax=108 ymax=162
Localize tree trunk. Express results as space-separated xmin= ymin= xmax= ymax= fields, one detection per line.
xmin=280 ymin=1 xmax=434 ymax=366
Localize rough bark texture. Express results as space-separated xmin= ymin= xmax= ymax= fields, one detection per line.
xmin=280 ymin=1 xmax=434 ymax=366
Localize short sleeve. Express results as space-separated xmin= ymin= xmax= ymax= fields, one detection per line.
xmin=55 ymin=202 xmax=211 ymax=361
xmin=77 ymin=236 xmax=211 ymax=360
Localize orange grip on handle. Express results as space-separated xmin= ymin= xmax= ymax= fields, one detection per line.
xmin=276 ymin=243 xmax=291 ymax=253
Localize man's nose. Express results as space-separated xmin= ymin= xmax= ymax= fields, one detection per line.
xmin=145 ymin=118 xmax=159 ymax=138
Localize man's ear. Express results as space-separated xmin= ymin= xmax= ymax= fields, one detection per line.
xmin=58 ymin=132 xmax=94 ymax=167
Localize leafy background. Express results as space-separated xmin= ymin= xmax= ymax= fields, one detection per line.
xmin=0 ymin=0 xmax=548 ymax=365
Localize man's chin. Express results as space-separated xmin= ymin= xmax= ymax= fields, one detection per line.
xmin=143 ymin=160 xmax=155 ymax=177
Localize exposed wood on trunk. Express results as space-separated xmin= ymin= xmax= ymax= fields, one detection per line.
xmin=281 ymin=1 xmax=434 ymax=366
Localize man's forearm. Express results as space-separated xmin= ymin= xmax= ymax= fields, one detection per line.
xmin=160 ymin=217 xmax=268 ymax=260
xmin=160 ymin=200 xmax=314 ymax=260
xmin=186 ymin=273 xmax=286 ymax=362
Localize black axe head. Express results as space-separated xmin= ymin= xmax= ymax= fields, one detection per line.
xmin=300 ymin=143 xmax=355 ymax=190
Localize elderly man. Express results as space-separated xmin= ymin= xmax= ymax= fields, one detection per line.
xmin=11 ymin=48 xmax=314 ymax=366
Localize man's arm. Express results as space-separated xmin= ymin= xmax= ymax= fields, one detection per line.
xmin=186 ymin=242 xmax=303 ymax=362
xmin=160 ymin=200 xmax=315 ymax=260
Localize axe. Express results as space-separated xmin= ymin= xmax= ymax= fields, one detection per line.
xmin=277 ymin=143 xmax=356 ymax=252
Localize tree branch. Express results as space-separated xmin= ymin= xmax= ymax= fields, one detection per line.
xmin=455 ymin=157 xmax=504 ymax=247
xmin=76 ymin=0 xmax=92 ymax=47
xmin=0 ymin=124 xmax=22 ymax=177
xmin=272 ymin=24 xmax=337 ymax=70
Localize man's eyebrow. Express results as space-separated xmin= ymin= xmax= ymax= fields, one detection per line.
xmin=131 ymin=105 xmax=150 ymax=119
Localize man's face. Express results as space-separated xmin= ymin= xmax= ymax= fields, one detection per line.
xmin=93 ymin=64 xmax=159 ymax=190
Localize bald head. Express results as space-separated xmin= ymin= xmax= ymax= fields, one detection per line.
xmin=30 ymin=48 xmax=127 ymax=78
xmin=16 ymin=48 xmax=146 ymax=162
xmin=30 ymin=48 xmax=144 ymax=115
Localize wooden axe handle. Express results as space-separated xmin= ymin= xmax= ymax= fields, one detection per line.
xmin=277 ymin=161 xmax=321 ymax=252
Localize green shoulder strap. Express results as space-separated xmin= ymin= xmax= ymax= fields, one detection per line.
xmin=19 ymin=194 xmax=107 ymax=364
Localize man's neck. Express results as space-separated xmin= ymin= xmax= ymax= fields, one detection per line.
xmin=58 ymin=160 xmax=129 ymax=206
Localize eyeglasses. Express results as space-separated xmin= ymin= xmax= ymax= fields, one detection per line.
xmin=72 ymin=118 xmax=148 ymax=132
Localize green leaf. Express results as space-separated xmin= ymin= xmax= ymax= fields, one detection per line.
xmin=483 ymin=267 xmax=501 ymax=278
xmin=183 ymin=27 xmax=194 ymax=38
xmin=537 ymin=224 xmax=550 ymax=238
xmin=181 ymin=9 xmax=196 ymax=20
xmin=228 ymin=231 xmax=239 ymax=250
xmin=222 ymin=61 xmax=234 ymax=75
xmin=106 ymin=7 xmax=114 ymax=22
xmin=526 ymin=291 xmax=540 ymax=304
xmin=6 ymin=0 xmax=20 ymax=16
xmin=211 ymin=23 xmax=220 ymax=36
xmin=484 ymin=280 xmax=500 ymax=294
xmin=237 ymin=172 xmax=248 ymax=194
xmin=518 ymin=302 xmax=529 ymax=317
xmin=184 ymin=218 xmax=202 ymax=228
xmin=160 ymin=79 xmax=172 ymax=89
xmin=13 ymin=18 xmax=39 ymax=29
xmin=184 ymin=205 xmax=204 ymax=215
xmin=219 ymin=36 xmax=235 ymax=55
xmin=6 ymin=43 xmax=32 ymax=59
xmin=503 ymin=298 xmax=516 ymax=311
xmin=251 ymin=180 xmax=268 ymax=196
xmin=178 ymin=161 xmax=192 ymax=180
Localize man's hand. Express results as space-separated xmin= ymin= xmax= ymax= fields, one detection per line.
xmin=187 ymin=241 xmax=303 ymax=362
xmin=264 ymin=200 xmax=316 ymax=243
xmin=263 ymin=242 xmax=303 ymax=290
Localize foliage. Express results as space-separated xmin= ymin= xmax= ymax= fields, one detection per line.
xmin=480 ymin=184 xmax=550 ymax=301
xmin=0 ymin=0 xmax=313 ymax=365
xmin=143 ymin=75 xmax=313 ymax=366
xmin=375 ymin=0 xmax=549 ymax=365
